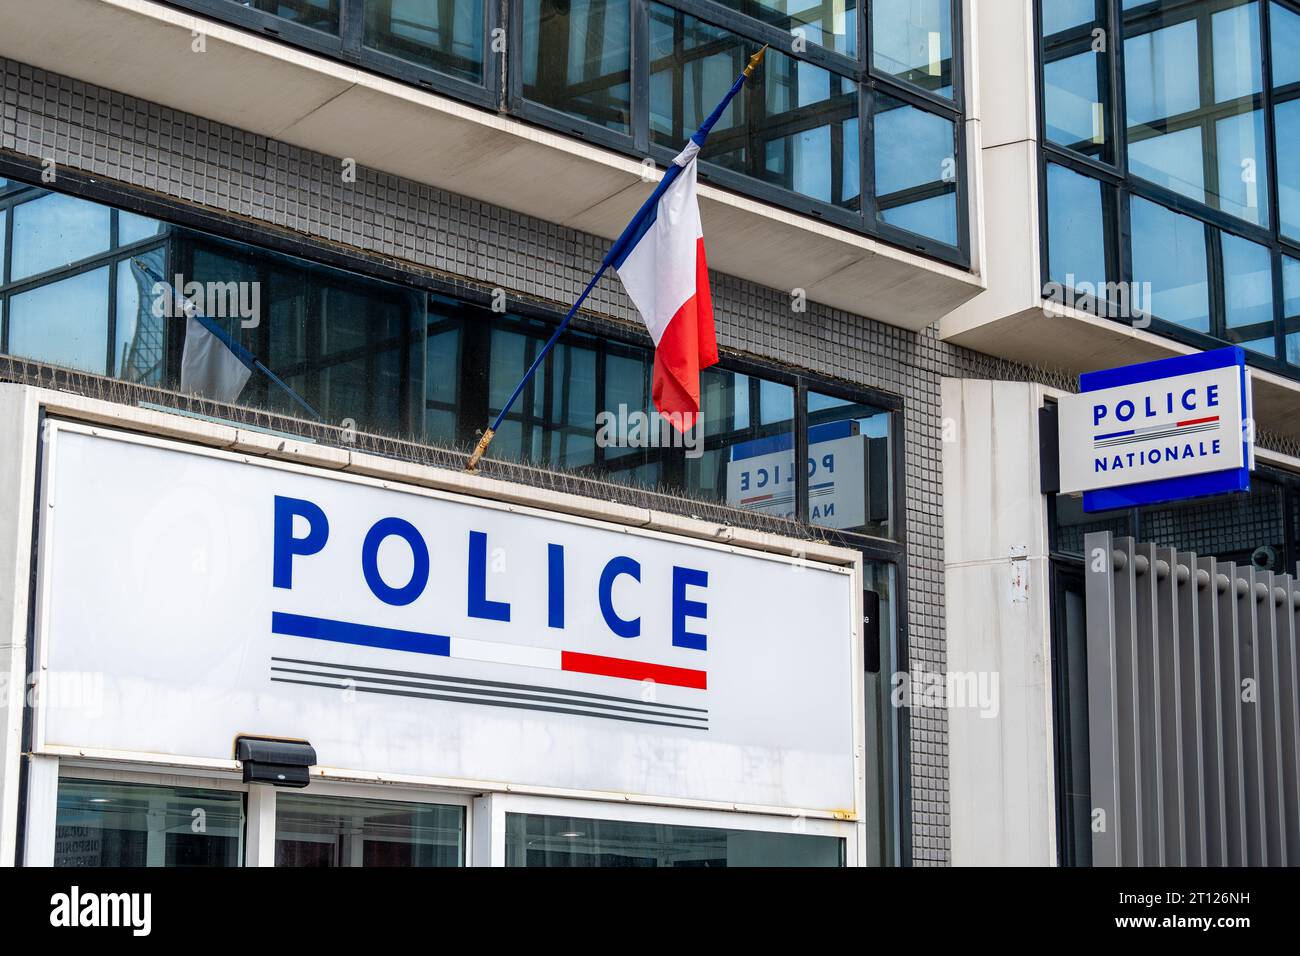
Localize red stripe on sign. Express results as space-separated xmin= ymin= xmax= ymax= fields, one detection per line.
xmin=1177 ymin=415 xmax=1220 ymax=427
xmin=561 ymin=651 xmax=707 ymax=690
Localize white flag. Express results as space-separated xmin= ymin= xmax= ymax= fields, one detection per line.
xmin=180 ymin=312 xmax=253 ymax=403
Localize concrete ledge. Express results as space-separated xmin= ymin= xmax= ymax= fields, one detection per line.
xmin=0 ymin=0 xmax=984 ymax=331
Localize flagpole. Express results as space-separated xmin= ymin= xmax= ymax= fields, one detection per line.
xmin=465 ymin=44 xmax=768 ymax=473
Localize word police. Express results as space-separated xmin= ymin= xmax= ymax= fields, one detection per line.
xmin=273 ymin=496 xmax=710 ymax=650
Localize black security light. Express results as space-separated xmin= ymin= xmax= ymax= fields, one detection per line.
xmin=235 ymin=736 xmax=316 ymax=789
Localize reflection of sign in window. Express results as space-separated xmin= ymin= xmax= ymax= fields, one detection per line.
xmin=726 ymin=421 xmax=888 ymax=530
xmin=54 ymin=822 xmax=103 ymax=867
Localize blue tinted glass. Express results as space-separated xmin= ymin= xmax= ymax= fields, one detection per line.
xmin=1046 ymin=163 xmax=1107 ymax=295
xmin=1044 ymin=50 xmax=1108 ymax=153
xmin=875 ymin=97 xmax=957 ymax=245
xmin=11 ymin=193 xmax=112 ymax=281
xmin=1273 ymin=2 xmax=1300 ymax=87
xmin=1212 ymin=2 xmax=1262 ymax=102
xmin=685 ymin=368 xmax=792 ymax=507
xmin=1128 ymin=126 xmax=1205 ymax=203
xmin=365 ymin=0 xmax=483 ymax=82
xmin=238 ymin=0 xmax=339 ymax=34
xmin=118 ymin=210 xmax=165 ymax=247
xmin=872 ymin=0 xmax=954 ymax=99
xmin=1277 ymin=99 xmax=1300 ymax=241
xmin=1222 ymin=232 xmax=1275 ymax=357
xmin=1283 ymin=255 xmax=1300 ymax=364
xmin=713 ymin=0 xmax=856 ymax=56
xmin=8 ymin=267 xmax=110 ymax=373
xmin=1129 ymin=197 xmax=1210 ymax=333
xmin=1125 ymin=21 xmax=1200 ymax=126
xmin=1042 ymin=0 xmax=1100 ymax=36
xmin=522 ymin=0 xmax=630 ymax=131
xmin=0 ymin=209 xmax=6 ymax=274
xmin=1216 ymin=108 xmax=1269 ymax=226
xmin=759 ymin=377 xmax=794 ymax=425
xmin=115 ymin=249 xmax=167 ymax=384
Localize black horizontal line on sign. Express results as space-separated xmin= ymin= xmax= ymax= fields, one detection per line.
xmin=269 ymin=655 xmax=708 ymax=713
xmin=269 ymin=665 xmax=708 ymax=722
xmin=270 ymin=677 xmax=710 ymax=731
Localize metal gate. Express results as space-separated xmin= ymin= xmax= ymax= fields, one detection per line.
xmin=1084 ymin=532 xmax=1300 ymax=866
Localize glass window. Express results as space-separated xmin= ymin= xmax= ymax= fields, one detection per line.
xmin=1043 ymin=0 xmax=1104 ymax=36
xmin=714 ymin=0 xmax=857 ymax=57
xmin=234 ymin=0 xmax=340 ymax=34
xmin=872 ymin=0 xmax=954 ymax=99
xmin=505 ymin=813 xmax=844 ymax=866
xmin=806 ymin=390 xmax=893 ymax=536
xmin=8 ymin=267 xmax=111 ymax=373
xmin=874 ymin=94 xmax=957 ymax=246
xmin=1283 ymin=254 xmax=1300 ymax=365
xmin=1128 ymin=196 xmax=1210 ymax=333
xmin=1044 ymin=45 xmax=1112 ymax=159
xmin=115 ymin=248 xmax=168 ymax=384
xmin=1124 ymin=7 xmax=1269 ymax=227
xmin=687 ymin=367 xmax=795 ymax=512
xmin=55 ymin=778 xmax=243 ymax=867
xmin=10 ymin=192 xmax=112 ymax=281
xmin=522 ymin=0 xmax=631 ymax=132
xmin=1273 ymin=3 xmax=1300 ymax=241
xmin=425 ymin=305 xmax=462 ymax=447
xmin=118 ymin=210 xmax=165 ymax=247
xmin=274 ymin=794 xmax=464 ymax=867
xmin=1221 ymin=231 xmax=1275 ymax=357
xmin=649 ymin=5 xmax=860 ymax=210
xmin=364 ymin=0 xmax=484 ymax=83
xmin=1045 ymin=162 xmax=1108 ymax=298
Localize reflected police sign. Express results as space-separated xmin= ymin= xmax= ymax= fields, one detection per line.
xmin=1058 ymin=347 xmax=1253 ymax=512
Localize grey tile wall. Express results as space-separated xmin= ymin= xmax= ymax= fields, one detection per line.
xmin=0 ymin=55 xmax=1174 ymax=864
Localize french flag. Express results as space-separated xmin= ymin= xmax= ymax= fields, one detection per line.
xmin=610 ymin=141 xmax=718 ymax=430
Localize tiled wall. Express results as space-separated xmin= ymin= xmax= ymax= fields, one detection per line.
xmin=2 ymin=55 xmax=1084 ymax=865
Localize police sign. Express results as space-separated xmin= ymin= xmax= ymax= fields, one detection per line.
xmin=1058 ymin=347 xmax=1253 ymax=512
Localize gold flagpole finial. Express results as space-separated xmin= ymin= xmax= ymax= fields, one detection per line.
xmin=744 ymin=44 xmax=769 ymax=78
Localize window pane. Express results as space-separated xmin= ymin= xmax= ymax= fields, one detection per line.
xmin=1045 ymin=163 xmax=1108 ymax=299
xmin=55 ymin=779 xmax=243 ymax=867
xmin=714 ymin=0 xmax=857 ymax=57
xmin=364 ymin=0 xmax=484 ymax=83
xmin=1129 ymin=196 xmax=1210 ymax=333
xmin=649 ymin=5 xmax=860 ymax=210
xmin=522 ymin=0 xmax=631 ymax=132
xmin=425 ymin=309 xmax=462 ymax=447
xmin=118 ymin=210 xmax=166 ymax=247
xmin=11 ymin=192 xmax=112 ymax=281
xmin=1221 ymin=232 xmax=1275 ymax=357
xmin=116 ymin=249 xmax=168 ymax=384
xmin=275 ymin=794 xmax=464 ymax=866
xmin=505 ymin=813 xmax=843 ymax=866
xmin=1044 ymin=48 xmax=1111 ymax=159
xmin=8 ymin=267 xmax=110 ymax=373
xmin=1283 ymin=254 xmax=1300 ymax=365
xmin=874 ymin=95 xmax=957 ymax=246
xmin=806 ymin=390 xmax=893 ymax=536
xmin=1042 ymin=0 xmax=1102 ymax=36
xmin=1125 ymin=8 xmax=1269 ymax=227
xmin=1273 ymin=1 xmax=1300 ymax=87
xmin=687 ymin=367 xmax=794 ymax=511
xmin=1277 ymin=99 xmax=1300 ymax=240
xmin=872 ymin=0 xmax=954 ymax=99
xmin=234 ymin=0 xmax=339 ymax=34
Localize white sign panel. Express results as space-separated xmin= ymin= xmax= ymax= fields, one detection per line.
xmin=1058 ymin=359 xmax=1246 ymax=496
xmin=35 ymin=425 xmax=860 ymax=815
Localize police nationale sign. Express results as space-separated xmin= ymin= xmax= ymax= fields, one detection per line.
xmin=1058 ymin=347 xmax=1252 ymax=512
xmin=33 ymin=424 xmax=861 ymax=815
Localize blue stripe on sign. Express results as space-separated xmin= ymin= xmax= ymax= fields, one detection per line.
xmin=1094 ymin=429 xmax=1134 ymax=441
xmin=1080 ymin=345 xmax=1244 ymax=392
xmin=272 ymin=611 xmax=451 ymax=657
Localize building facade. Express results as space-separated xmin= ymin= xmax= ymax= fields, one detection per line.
xmin=0 ymin=0 xmax=1296 ymax=867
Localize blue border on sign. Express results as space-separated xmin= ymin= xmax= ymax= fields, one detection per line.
xmin=1080 ymin=346 xmax=1251 ymax=513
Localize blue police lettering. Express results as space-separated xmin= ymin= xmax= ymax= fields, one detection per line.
xmin=270 ymin=497 xmax=709 ymax=650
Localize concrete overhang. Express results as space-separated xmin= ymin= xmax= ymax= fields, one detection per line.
xmin=943 ymin=301 xmax=1300 ymax=445
xmin=0 ymin=0 xmax=984 ymax=331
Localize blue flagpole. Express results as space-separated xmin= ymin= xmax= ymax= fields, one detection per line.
xmin=466 ymin=44 xmax=769 ymax=472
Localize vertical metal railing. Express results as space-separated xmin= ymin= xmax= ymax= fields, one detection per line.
xmin=1085 ymin=532 xmax=1300 ymax=866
